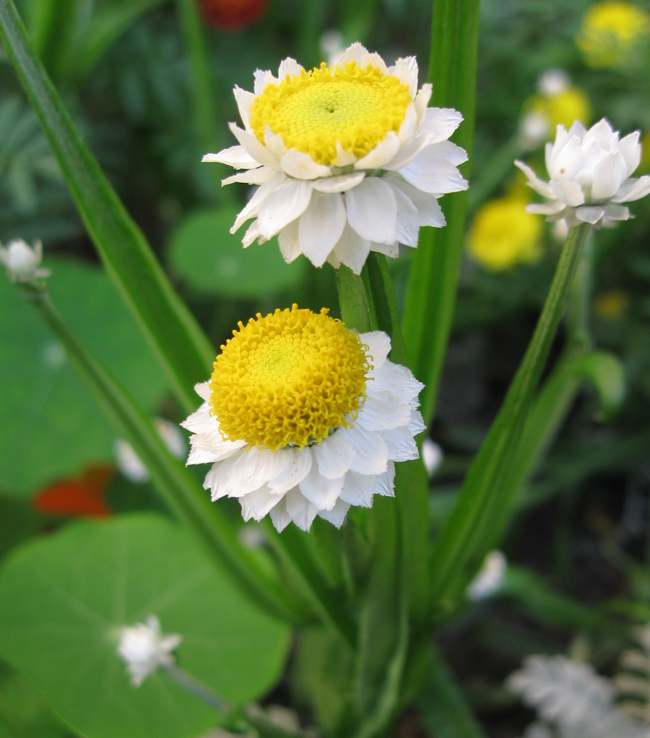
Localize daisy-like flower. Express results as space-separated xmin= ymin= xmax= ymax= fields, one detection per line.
xmin=182 ymin=305 xmax=424 ymax=532
xmin=516 ymin=119 xmax=650 ymax=228
xmin=0 ymin=239 xmax=50 ymax=283
xmin=204 ymin=43 xmax=468 ymax=274
xmin=117 ymin=615 xmax=181 ymax=687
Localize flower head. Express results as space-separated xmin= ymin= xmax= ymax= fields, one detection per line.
xmin=182 ymin=305 xmax=424 ymax=532
xmin=204 ymin=43 xmax=468 ymax=274
xmin=468 ymin=195 xmax=543 ymax=270
xmin=117 ymin=615 xmax=181 ymax=687
xmin=0 ymin=239 xmax=50 ymax=283
xmin=515 ymin=119 xmax=650 ymax=228
xmin=577 ymin=1 xmax=650 ymax=68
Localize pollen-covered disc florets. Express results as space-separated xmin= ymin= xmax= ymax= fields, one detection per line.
xmin=209 ymin=305 xmax=369 ymax=450
xmin=182 ymin=308 xmax=425 ymax=532
xmin=203 ymin=42 xmax=468 ymax=275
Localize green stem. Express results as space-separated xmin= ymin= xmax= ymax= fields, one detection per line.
xmin=27 ymin=288 xmax=304 ymax=625
xmin=427 ymin=223 xmax=591 ymax=615
xmin=0 ymin=0 xmax=214 ymax=414
xmin=402 ymin=0 xmax=481 ymax=426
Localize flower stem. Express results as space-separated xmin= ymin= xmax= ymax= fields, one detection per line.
xmin=427 ymin=222 xmax=592 ymax=615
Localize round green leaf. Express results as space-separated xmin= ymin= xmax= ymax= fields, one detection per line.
xmin=0 ymin=514 xmax=291 ymax=738
xmin=0 ymin=256 xmax=169 ymax=495
xmin=168 ymin=208 xmax=306 ymax=298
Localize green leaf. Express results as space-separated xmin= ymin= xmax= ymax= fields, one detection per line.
xmin=0 ymin=514 xmax=291 ymax=738
xmin=0 ymin=257 xmax=168 ymax=495
xmin=573 ymin=351 xmax=626 ymax=420
xmin=167 ymin=209 xmax=306 ymax=298
xmin=402 ymin=0 xmax=481 ymax=424
xmin=0 ymin=0 xmax=214 ymax=414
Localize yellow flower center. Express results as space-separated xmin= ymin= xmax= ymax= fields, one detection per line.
xmin=209 ymin=305 xmax=370 ymax=451
xmin=249 ymin=61 xmax=412 ymax=166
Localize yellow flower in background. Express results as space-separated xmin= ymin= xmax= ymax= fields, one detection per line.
xmin=577 ymin=2 xmax=650 ymax=68
xmin=529 ymin=87 xmax=592 ymax=131
xmin=468 ymin=196 xmax=543 ymax=271
xmin=593 ymin=290 xmax=629 ymax=319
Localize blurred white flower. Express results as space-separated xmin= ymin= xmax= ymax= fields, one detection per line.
xmin=466 ymin=550 xmax=507 ymax=600
xmin=117 ymin=615 xmax=181 ymax=687
xmin=516 ymin=119 xmax=650 ymax=228
xmin=421 ymin=438 xmax=443 ymax=477
xmin=182 ymin=306 xmax=424 ymax=532
xmin=520 ymin=111 xmax=552 ymax=150
xmin=538 ymin=69 xmax=570 ymax=97
xmin=115 ymin=418 xmax=186 ymax=483
xmin=0 ymin=239 xmax=50 ymax=282
xmin=204 ymin=42 xmax=468 ymax=274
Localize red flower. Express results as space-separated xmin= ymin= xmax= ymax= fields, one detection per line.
xmin=198 ymin=0 xmax=268 ymax=30
xmin=33 ymin=465 xmax=114 ymax=518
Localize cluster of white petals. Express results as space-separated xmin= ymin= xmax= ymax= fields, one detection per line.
xmin=182 ymin=332 xmax=424 ymax=532
xmin=205 ymin=43 xmax=468 ymax=274
xmin=117 ymin=615 xmax=181 ymax=687
xmin=516 ymin=119 xmax=650 ymax=228
xmin=0 ymin=239 xmax=50 ymax=282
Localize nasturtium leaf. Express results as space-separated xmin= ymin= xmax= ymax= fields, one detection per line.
xmin=167 ymin=208 xmax=306 ymax=298
xmin=0 ymin=514 xmax=291 ymax=738
xmin=0 ymin=256 xmax=169 ymax=496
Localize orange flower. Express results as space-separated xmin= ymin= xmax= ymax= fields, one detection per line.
xmin=33 ymin=465 xmax=114 ymax=518
xmin=198 ymin=0 xmax=268 ymax=30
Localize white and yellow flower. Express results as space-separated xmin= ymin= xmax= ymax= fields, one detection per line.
xmin=204 ymin=43 xmax=468 ymax=274
xmin=516 ymin=119 xmax=650 ymax=228
xmin=182 ymin=305 xmax=424 ymax=532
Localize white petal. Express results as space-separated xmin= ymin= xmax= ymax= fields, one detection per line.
xmin=387 ymin=174 xmax=446 ymax=227
xmin=370 ymin=241 xmax=399 ymax=259
xmin=612 ymin=175 xmax=650 ymax=202
xmin=311 ymin=172 xmax=366 ymax=193
xmin=298 ymin=451 xmax=344 ymax=510
xmin=269 ymin=497 xmax=292 ymax=532
xmin=357 ymin=393 xmax=412 ymax=431
xmin=602 ymin=203 xmax=631 ymax=220
xmin=390 ymin=56 xmax=419 ymax=97
xmin=229 ymin=123 xmax=277 ymax=169
xmin=547 ymin=134 xmax=585 ymax=180
xmin=314 ymin=431 xmax=355 ymax=479
xmin=240 ymin=486 xmax=284 ymax=522
xmin=360 ymin=331 xmax=391 ymax=369
xmin=391 ymin=184 xmax=420 ymax=247
xmin=550 ymin=180 xmax=585 ymax=207
xmin=398 ymin=142 xmax=468 ymax=194
xmin=370 ymin=361 xmax=424 ymax=403
xmin=233 ymin=86 xmax=256 ymax=129
xmin=285 ymin=487 xmax=320 ymax=531
xmin=268 ymin=447 xmax=312 ymax=494
xmin=329 ymin=223 xmax=371 ymax=275
xmin=332 ymin=42 xmax=369 ymax=67
xmin=194 ymin=381 xmax=211 ymax=402
xmin=526 ymin=202 xmax=565 ymax=215
xmin=408 ymin=410 xmax=426 ymax=435
xmin=346 ymin=178 xmax=398 ymax=244
xmin=254 ymin=68 xmax=275 ymax=96
xmin=335 ymin=142 xmax=358 ymax=167
xmin=231 ymin=171 xmax=284 ymax=232
xmin=591 ymin=152 xmax=627 ymax=201
xmin=264 ymin=126 xmax=287 ymax=160
xmin=202 ymin=145 xmax=258 ymax=169
xmin=298 ymin=192 xmax=347 ymax=267
xmin=207 ymin=446 xmax=289 ymax=498
xmin=339 ymin=472 xmax=376 ymax=507
xmin=277 ymin=219 xmax=302 ymax=263
xmin=345 ymin=423 xmax=388 ymax=475
xmin=514 ymin=161 xmax=555 ymax=199
xmin=242 ymin=221 xmax=263 ymax=248
xmin=575 ymin=205 xmax=605 ymax=224
xmin=280 ymin=149 xmax=332 ymax=179
xmin=380 ymin=425 xmax=419 ymax=461
xmin=277 ymin=57 xmax=303 ymax=80
xmin=397 ymin=105 xmax=418 ymax=145
xmin=359 ymin=51 xmax=388 ymax=74
xmin=257 ymin=179 xmax=313 ymax=239
xmin=618 ymin=131 xmax=641 ymax=174
xmin=318 ymin=498 xmax=351 ymax=528
xmin=222 ymin=168 xmax=274 ymax=186
xmin=355 ymin=132 xmax=401 ymax=170
xmin=375 ymin=462 xmax=396 ymax=497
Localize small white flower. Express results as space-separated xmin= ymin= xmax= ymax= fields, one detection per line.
xmin=117 ymin=615 xmax=181 ymax=687
xmin=182 ymin=305 xmax=424 ymax=532
xmin=466 ymin=550 xmax=507 ymax=600
xmin=516 ymin=119 xmax=650 ymax=228
xmin=115 ymin=418 xmax=186 ymax=483
xmin=204 ymin=42 xmax=468 ymax=274
xmin=0 ymin=239 xmax=50 ymax=282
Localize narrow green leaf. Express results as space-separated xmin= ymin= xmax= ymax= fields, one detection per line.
xmin=417 ymin=647 xmax=488 ymax=738
xmin=402 ymin=0 xmax=481 ymax=424
xmin=0 ymin=0 xmax=214 ymax=414
xmin=28 ymin=288 xmax=303 ymax=625
xmin=336 ymin=264 xmax=376 ymax=333
xmin=25 ymin=0 xmax=81 ymax=82
xmin=428 ymin=224 xmax=591 ymax=615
